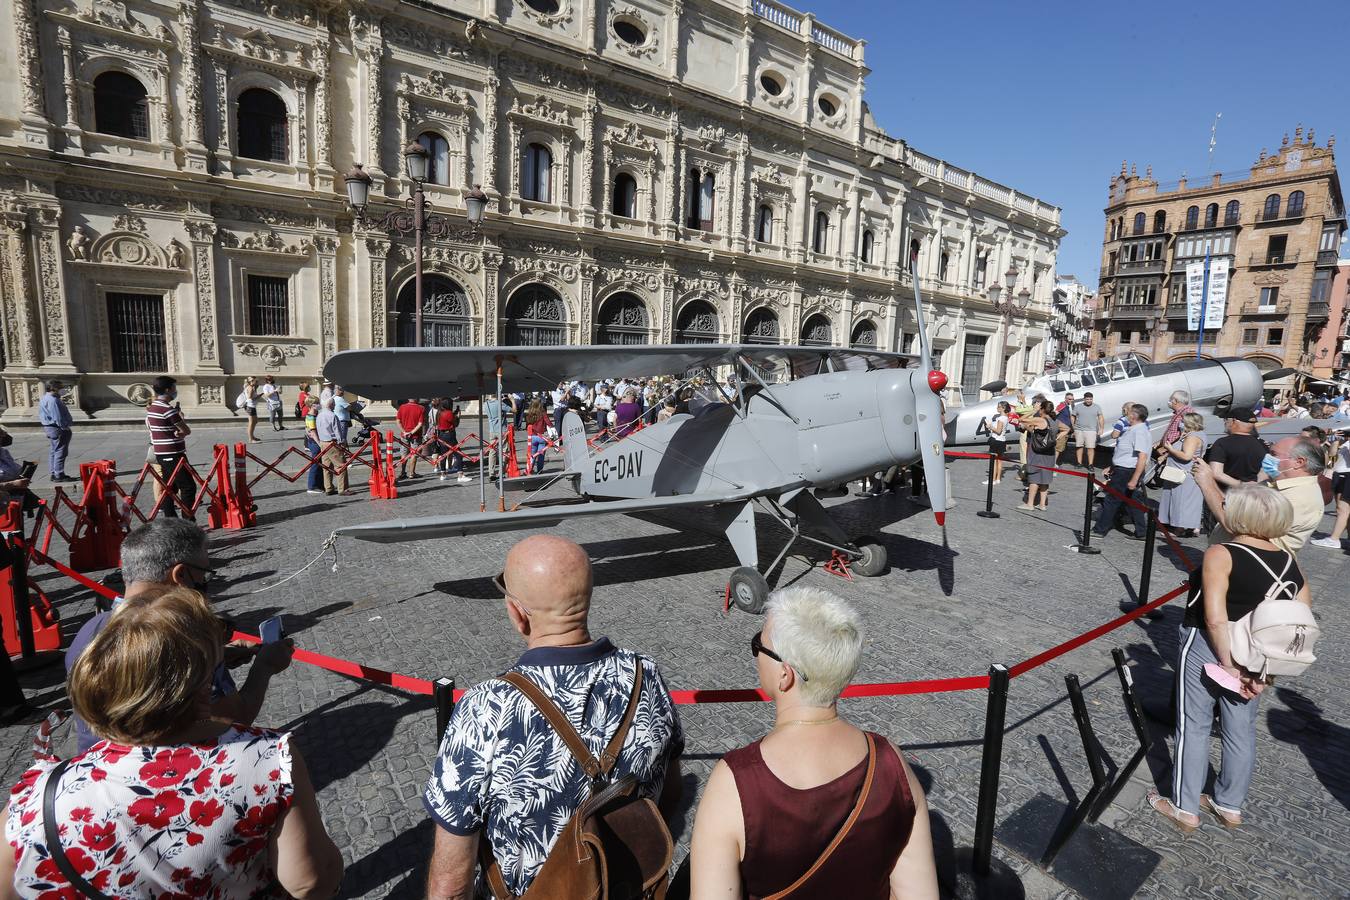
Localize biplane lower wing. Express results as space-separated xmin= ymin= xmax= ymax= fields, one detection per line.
xmin=332 ymin=485 xmax=785 ymax=543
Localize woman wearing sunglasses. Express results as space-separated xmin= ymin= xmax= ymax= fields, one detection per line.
xmin=688 ymin=587 xmax=939 ymax=899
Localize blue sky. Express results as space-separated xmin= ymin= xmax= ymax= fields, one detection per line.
xmin=809 ymin=0 xmax=1350 ymax=289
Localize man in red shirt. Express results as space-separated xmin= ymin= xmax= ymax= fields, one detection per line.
xmin=396 ymin=398 xmax=427 ymax=480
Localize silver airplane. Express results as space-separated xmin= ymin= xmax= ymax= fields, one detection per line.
xmin=322 ymin=296 xmax=952 ymax=614
xmin=944 ymin=354 xmax=1270 ymax=448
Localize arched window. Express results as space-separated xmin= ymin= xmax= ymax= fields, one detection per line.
xmin=1204 ymin=203 xmax=1218 ymax=228
xmin=596 ymin=293 xmax=648 ymax=345
xmin=1185 ymin=205 xmax=1199 ymax=230
xmin=755 ymin=204 xmax=774 ymax=243
xmin=1132 ymin=212 xmax=1145 ymax=235
xmin=1109 ymin=220 xmax=1117 ymax=241
xmin=417 ymin=131 xmax=450 ymax=185
xmin=812 ymin=211 xmax=830 ymax=254
xmin=395 ymin=275 xmax=471 ymax=347
xmin=850 ymin=320 xmax=877 ymax=349
xmin=1287 ymin=190 xmax=1304 ymax=217
xmin=1152 ymin=210 xmax=1166 ymax=233
xmin=743 ymin=307 xmax=779 ymax=345
xmin=674 ymin=300 xmax=718 ymax=344
xmin=939 ymin=252 xmax=950 ymax=281
xmin=93 ymin=71 xmax=150 ymax=140
xmin=1224 ymin=200 xmax=1240 ymax=225
xmin=1263 ymin=193 xmax=1281 ymax=220
xmin=522 ymin=143 xmax=552 ymax=202
xmin=505 ymin=285 xmax=566 ymax=346
xmin=612 ymin=172 xmax=637 ymax=218
xmin=908 ymin=239 xmax=921 ymax=271
xmin=236 ymin=88 xmax=288 ymax=162
xmin=800 ymin=314 xmax=832 ymax=347
xmin=860 ymin=229 xmax=875 ymax=264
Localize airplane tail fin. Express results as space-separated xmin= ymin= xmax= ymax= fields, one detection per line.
xmin=560 ymin=410 xmax=590 ymax=477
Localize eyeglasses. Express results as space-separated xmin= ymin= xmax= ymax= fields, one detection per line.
xmin=750 ymin=630 xmax=808 ymax=681
xmin=492 ymin=571 xmax=532 ymax=616
xmin=180 ymin=562 xmax=218 ymax=585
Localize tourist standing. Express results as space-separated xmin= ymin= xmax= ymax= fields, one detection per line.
xmin=397 ymin=398 xmax=427 ymax=481
xmin=1093 ymin=403 xmax=1151 ymax=540
xmin=1020 ymin=400 xmax=1067 ymax=511
xmin=1157 ymin=413 xmax=1208 ymax=536
xmin=1054 ymin=393 xmax=1076 ymax=457
xmin=316 ymin=397 xmax=350 ymax=496
xmin=525 ymin=400 xmax=550 ymax=474
xmin=1073 ymin=391 xmax=1105 ymax=469
xmin=303 ymin=398 xmax=323 ymax=494
xmin=1310 ymin=428 xmax=1349 ymax=550
xmin=145 ymin=376 xmax=195 ymax=518
xmin=333 ymin=385 xmax=352 ymax=444
xmin=37 ymin=380 xmax=76 ymax=483
xmin=261 ymin=375 xmax=285 ymax=431
xmin=985 ymin=401 xmax=1012 ymax=486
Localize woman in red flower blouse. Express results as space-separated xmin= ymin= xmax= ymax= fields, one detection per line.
xmin=1 ymin=587 xmax=343 ymax=898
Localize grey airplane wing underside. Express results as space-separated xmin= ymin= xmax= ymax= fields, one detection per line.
xmin=322 ymin=345 xmax=917 ymax=399
xmin=332 ymin=485 xmax=796 ymax=543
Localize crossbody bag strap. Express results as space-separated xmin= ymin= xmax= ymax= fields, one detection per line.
xmin=42 ymin=759 xmax=112 ymax=900
xmin=500 ymin=672 xmax=603 ymax=780
xmin=762 ymin=732 xmax=878 ymax=900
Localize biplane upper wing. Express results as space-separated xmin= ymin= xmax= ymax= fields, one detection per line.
xmin=332 ymin=484 xmax=788 ymax=543
xmin=321 ymin=344 xmax=916 ymax=399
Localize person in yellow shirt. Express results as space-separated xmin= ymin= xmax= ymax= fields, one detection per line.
xmin=1195 ymin=436 xmax=1326 ymax=555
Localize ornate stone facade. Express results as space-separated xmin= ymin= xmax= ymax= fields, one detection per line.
xmin=0 ymin=0 xmax=1061 ymax=421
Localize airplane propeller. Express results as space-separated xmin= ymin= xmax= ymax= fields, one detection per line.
xmin=908 ymin=268 xmax=948 ymax=527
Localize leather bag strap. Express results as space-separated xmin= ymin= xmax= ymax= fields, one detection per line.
xmin=762 ymin=732 xmax=878 ymax=900
xmin=42 ymin=759 xmax=112 ymax=900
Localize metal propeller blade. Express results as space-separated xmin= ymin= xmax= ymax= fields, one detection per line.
xmin=908 ymin=268 xmax=947 ymax=527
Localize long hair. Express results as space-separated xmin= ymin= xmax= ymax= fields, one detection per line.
xmin=525 ymin=399 xmax=546 ymax=425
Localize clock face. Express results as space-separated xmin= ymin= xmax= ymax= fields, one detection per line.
xmin=1285 ymin=150 xmax=1302 ymax=171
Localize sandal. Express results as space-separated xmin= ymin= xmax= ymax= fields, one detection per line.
xmin=1147 ymin=790 xmax=1199 ymax=833
xmin=1200 ymin=794 xmax=1241 ymax=830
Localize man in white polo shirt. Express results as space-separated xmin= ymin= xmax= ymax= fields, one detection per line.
xmin=1093 ymin=402 xmax=1150 ymax=541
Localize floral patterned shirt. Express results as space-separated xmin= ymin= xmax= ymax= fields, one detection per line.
xmin=424 ymin=638 xmax=683 ymax=898
xmin=6 ymin=726 xmax=293 ymax=899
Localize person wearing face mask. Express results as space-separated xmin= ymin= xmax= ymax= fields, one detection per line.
xmin=63 ymin=520 xmax=294 ymax=755
xmin=1195 ymin=435 xmax=1327 ymax=555
xmin=145 ymin=375 xmax=196 ymax=518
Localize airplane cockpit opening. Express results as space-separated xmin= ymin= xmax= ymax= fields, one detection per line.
xmin=1037 ymin=354 xmax=1146 ymax=393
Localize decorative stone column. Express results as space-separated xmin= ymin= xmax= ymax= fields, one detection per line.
xmin=0 ymin=211 xmax=40 ymax=371
xmin=581 ymin=91 xmax=598 ymax=228
xmin=316 ymin=234 xmax=339 ymax=360
xmin=30 ymin=206 xmax=75 ymax=368
xmin=660 ymin=267 xmax=676 ymax=342
xmin=483 ymin=68 xmax=500 ymax=201
xmin=183 ymin=219 xmax=222 ymax=371
xmin=178 ymin=2 xmax=209 ymax=171
xmin=662 ymin=112 xmax=679 ymax=240
xmin=364 ymin=18 xmax=387 ymax=182
xmin=481 ymin=249 xmax=504 ymax=345
xmin=312 ymin=37 xmax=336 ymax=190
xmin=579 ymin=261 xmax=598 ymax=343
xmin=210 ymin=57 xmax=233 ymax=174
xmin=13 ymin=0 xmax=51 ymax=147
xmin=56 ymin=28 xmax=84 ymax=153
xmin=730 ymin=135 xmax=748 ymax=253
xmin=364 ymin=235 xmax=391 ymax=347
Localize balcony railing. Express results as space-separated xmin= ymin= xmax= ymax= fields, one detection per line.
xmin=1118 ymin=258 xmax=1166 ymax=274
xmin=1110 ymin=304 xmax=1157 ymax=320
xmin=1317 ymin=249 xmax=1339 ymax=266
xmin=1239 ymin=300 xmax=1292 ymax=315
xmin=1255 ymin=207 xmax=1306 ymax=223
xmin=1165 ymin=302 xmax=1189 ymax=318
xmin=1307 ymin=301 xmax=1331 ymax=321
xmin=1248 ymin=251 xmax=1301 ymax=267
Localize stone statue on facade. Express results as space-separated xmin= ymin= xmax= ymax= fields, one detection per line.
xmin=67 ymin=225 xmax=89 ymax=260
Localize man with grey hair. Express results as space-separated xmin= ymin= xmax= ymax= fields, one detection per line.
xmin=1196 ymin=435 xmax=1327 ymax=554
xmin=63 ymin=519 xmax=293 ymax=753
xmin=1093 ymin=403 xmax=1151 ymax=541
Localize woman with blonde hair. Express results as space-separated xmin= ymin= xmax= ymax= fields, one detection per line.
xmin=1157 ymin=411 xmax=1208 ymax=537
xmin=238 ymin=375 xmax=260 ymax=443
xmin=1149 ymin=484 xmax=1312 ymax=832
xmin=690 ymin=587 xmax=938 ymax=899
xmin=1 ymin=587 xmax=343 ymax=897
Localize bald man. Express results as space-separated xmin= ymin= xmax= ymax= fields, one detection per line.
xmin=424 ymin=535 xmax=683 ymax=900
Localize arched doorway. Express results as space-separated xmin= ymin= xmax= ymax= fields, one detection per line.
xmin=596 ymin=293 xmax=649 ymax=345
xmin=394 ymin=275 xmax=471 ymax=347
xmin=800 ymin=314 xmax=833 ymax=347
xmin=850 ymin=319 xmax=878 ymax=349
xmin=674 ymin=300 xmax=718 ymax=344
xmin=742 ymin=308 xmax=779 ymax=345
xmin=504 ymin=284 xmax=566 ymax=346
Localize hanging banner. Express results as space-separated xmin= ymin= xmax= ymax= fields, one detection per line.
xmin=1186 ymin=262 xmax=1206 ymax=331
xmin=1203 ymin=258 xmax=1229 ymax=329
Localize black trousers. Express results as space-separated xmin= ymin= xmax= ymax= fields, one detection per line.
xmin=1094 ymin=465 xmax=1146 ymax=535
xmin=155 ymin=452 xmax=198 ymax=517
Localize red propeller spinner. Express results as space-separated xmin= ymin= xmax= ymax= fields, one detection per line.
xmin=926 ymin=370 xmax=948 ymax=395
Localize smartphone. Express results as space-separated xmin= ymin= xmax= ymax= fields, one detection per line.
xmin=18 ymin=462 xmax=36 ymax=480
xmin=259 ymin=616 xmax=285 ymax=644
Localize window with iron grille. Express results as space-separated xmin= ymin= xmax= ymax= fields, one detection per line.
xmin=960 ymin=334 xmax=987 ymax=396
xmin=106 ymin=293 xmax=167 ymax=372
xmin=93 ymin=72 xmax=150 ymax=141
xmin=247 ymin=275 xmax=290 ymax=336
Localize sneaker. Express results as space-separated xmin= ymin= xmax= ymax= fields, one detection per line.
xmin=457 ymin=474 xmax=472 ymax=484
xmin=306 ymin=489 xmax=323 ymax=495
xmin=439 ymin=474 xmax=447 ymax=482
xmin=1310 ymin=536 xmax=1344 ymax=549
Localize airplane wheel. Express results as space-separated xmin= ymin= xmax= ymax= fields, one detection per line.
xmin=851 ymin=537 xmax=887 ymax=577
xmin=728 ymin=567 xmax=770 ymax=615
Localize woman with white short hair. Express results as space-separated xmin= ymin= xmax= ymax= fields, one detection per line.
xmin=689 ymin=588 xmax=938 ymax=899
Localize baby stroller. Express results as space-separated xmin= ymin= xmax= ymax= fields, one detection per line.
xmin=348 ymin=401 xmax=379 ymax=445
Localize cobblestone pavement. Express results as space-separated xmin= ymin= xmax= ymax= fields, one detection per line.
xmin=2 ymin=424 xmax=1347 ymax=898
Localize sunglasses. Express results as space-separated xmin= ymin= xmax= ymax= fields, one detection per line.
xmin=751 ymin=630 xmax=808 ymax=681
xmin=492 ymin=571 xmax=532 ymax=616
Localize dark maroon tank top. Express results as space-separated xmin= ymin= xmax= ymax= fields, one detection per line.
xmin=724 ymin=732 xmax=915 ymax=900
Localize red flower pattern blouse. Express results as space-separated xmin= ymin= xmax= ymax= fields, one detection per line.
xmin=5 ymin=726 xmax=293 ymax=899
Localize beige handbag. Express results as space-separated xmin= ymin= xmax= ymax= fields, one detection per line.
xmin=1158 ymin=465 xmax=1185 ymax=485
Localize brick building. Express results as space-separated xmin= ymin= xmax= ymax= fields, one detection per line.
xmin=1094 ymin=128 xmax=1345 ymax=388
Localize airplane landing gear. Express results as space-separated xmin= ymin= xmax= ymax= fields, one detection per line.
xmin=728 ymin=567 xmax=770 ymax=614
xmin=850 ymin=536 xmax=887 ymax=577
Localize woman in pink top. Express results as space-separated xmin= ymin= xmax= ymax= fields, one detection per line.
xmin=1 ymin=588 xmax=342 ymax=899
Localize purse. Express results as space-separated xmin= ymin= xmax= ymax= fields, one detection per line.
xmin=1158 ymin=465 xmax=1185 ymax=485
xmin=43 ymin=759 xmax=113 ymax=900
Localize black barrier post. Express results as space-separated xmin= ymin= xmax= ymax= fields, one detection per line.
xmin=1088 ymin=649 xmax=1154 ymax=823
xmin=1137 ymin=515 xmax=1157 ymax=608
xmin=8 ymin=536 xmax=35 ymax=660
xmin=1041 ymin=674 xmax=1110 ymax=869
xmin=434 ymin=677 xmax=455 ymax=739
xmin=976 ymin=454 xmax=1000 ymax=519
xmin=972 ymin=664 xmax=1009 ymax=875
xmin=1074 ymin=472 xmax=1100 ymax=554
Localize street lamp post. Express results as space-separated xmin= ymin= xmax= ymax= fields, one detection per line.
xmin=344 ymin=142 xmax=489 ymax=347
xmin=987 ymin=266 xmax=1031 ymax=383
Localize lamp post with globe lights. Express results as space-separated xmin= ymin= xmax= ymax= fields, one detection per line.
xmin=344 ymin=141 xmax=489 ymax=347
xmin=987 ymin=265 xmax=1031 ymax=384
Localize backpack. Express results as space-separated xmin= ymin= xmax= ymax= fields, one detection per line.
xmin=235 ymin=390 xmax=249 ymax=409
xmin=1030 ymin=425 xmax=1056 ymax=455
xmin=1224 ymin=543 xmax=1320 ymax=678
xmin=480 ymin=665 xmax=673 ymax=900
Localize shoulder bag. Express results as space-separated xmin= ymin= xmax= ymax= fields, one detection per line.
xmin=42 ymin=758 xmax=112 ymax=900
xmin=479 ymin=664 xmax=673 ymax=900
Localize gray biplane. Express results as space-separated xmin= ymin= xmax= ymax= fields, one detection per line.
xmin=322 ymin=301 xmax=952 ymax=614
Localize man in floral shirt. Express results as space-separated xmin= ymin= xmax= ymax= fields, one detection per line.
xmin=424 ymin=535 xmax=683 ymax=899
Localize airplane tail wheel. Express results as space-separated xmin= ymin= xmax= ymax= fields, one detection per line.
xmin=851 ymin=537 xmax=887 ymax=577
xmin=728 ymin=567 xmax=770 ymax=615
